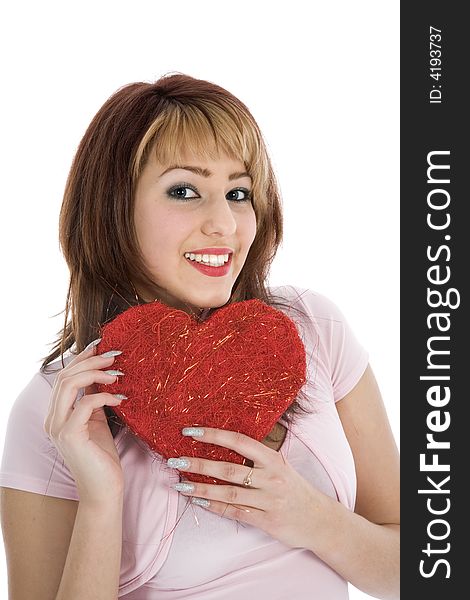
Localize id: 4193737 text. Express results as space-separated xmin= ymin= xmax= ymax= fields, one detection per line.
xmin=429 ymin=26 xmax=443 ymax=104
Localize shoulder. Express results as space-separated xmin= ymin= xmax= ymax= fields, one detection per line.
xmin=7 ymin=352 xmax=76 ymax=427
xmin=269 ymin=283 xmax=346 ymax=312
xmin=0 ymin=353 xmax=81 ymax=500
xmin=267 ymin=283 xmax=351 ymax=333
xmin=268 ymin=284 xmax=369 ymax=402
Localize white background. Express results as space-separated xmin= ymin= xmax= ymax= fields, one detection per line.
xmin=0 ymin=1 xmax=399 ymax=598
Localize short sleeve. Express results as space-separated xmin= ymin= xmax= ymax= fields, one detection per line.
xmin=327 ymin=301 xmax=369 ymax=402
xmin=294 ymin=287 xmax=370 ymax=402
xmin=0 ymin=371 xmax=79 ymax=500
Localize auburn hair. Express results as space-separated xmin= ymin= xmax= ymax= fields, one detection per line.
xmin=40 ymin=72 xmax=313 ymax=437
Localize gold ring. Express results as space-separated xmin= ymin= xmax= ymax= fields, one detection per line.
xmin=242 ymin=466 xmax=254 ymax=487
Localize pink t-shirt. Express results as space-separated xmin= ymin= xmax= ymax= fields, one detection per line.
xmin=0 ymin=286 xmax=369 ymax=599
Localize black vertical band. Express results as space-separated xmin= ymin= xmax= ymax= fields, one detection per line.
xmin=401 ymin=3 xmax=467 ymax=597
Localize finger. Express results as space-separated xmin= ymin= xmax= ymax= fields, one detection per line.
xmin=49 ymin=370 xmax=120 ymax=435
xmin=53 ymin=338 xmax=114 ymax=396
xmin=190 ymin=497 xmax=262 ymax=525
xmin=74 ymin=382 xmax=100 ymax=408
xmin=171 ymin=456 xmax=263 ymax=489
xmin=57 ymin=352 xmax=120 ymax=382
xmin=182 ymin=427 xmax=278 ymax=468
xmin=53 ymin=338 xmax=103 ymax=377
xmin=176 ymin=479 xmax=268 ymax=511
xmin=64 ymin=392 xmax=123 ymax=433
xmin=47 ymin=352 xmax=120 ymax=432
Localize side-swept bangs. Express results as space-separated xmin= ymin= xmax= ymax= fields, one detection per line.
xmin=132 ymin=98 xmax=270 ymax=216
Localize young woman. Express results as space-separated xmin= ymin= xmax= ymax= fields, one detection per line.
xmin=0 ymin=73 xmax=399 ymax=599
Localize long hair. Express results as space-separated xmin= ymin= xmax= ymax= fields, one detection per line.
xmin=40 ymin=72 xmax=314 ymax=438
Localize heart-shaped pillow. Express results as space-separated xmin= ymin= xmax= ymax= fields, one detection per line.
xmin=96 ymin=298 xmax=306 ymax=485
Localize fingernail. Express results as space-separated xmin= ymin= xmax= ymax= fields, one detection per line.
xmin=85 ymin=338 xmax=102 ymax=351
xmin=172 ymin=482 xmax=194 ymax=493
xmin=182 ymin=427 xmax=204 ymax=437
xmin=167 ymin=457 xmax=191 ymax=469
xmin=101 ymin=350 xmax=123 ymax=358
xmin=191 ymin=497 xmax=210 ymax=508
xmin=104 ymin=370 xmax=124 ymax=376
xmin=113 ymin=394 xmax=128 ymax=400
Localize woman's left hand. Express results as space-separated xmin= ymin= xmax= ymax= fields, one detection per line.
xmin=167 ymin=426 xmax=326 ymax=550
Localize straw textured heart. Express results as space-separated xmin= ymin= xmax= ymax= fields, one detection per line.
xmin=96 ymin=298 xmax=306 ymax=485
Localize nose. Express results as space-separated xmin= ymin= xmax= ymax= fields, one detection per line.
xmin=200 ymin=195 xmax=237 ymax=237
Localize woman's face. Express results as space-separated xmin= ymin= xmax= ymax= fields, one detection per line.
xmin=133 ymin=149 xmax=257 ymax=314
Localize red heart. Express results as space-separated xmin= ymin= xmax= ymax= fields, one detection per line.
xmin=96 ymin=299 xmax=306 ymax=485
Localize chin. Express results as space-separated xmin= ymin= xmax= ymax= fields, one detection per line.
xmin=186 ymin=289 xmax=232 ymax=311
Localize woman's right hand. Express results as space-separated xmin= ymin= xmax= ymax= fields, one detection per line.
xmin=43 ymin=340 xmax=126 ymax=506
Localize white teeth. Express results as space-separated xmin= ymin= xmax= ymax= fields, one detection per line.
xmin=184 ymin=252 xmax=230 ymax=266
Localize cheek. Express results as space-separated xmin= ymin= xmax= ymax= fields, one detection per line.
xmin=241 ymin=209 xmax=257 ymax=248
xmin=135 ymin=206 xmax=186 ymax=258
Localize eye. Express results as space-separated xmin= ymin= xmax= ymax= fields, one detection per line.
xmin=227 ymin=188 xmax=252 ymax=202
xmin=167 ymin=184 xmax=200 ymax=200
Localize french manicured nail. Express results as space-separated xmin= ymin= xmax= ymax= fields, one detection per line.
xmin=104 ymin=370 xmax=124 ymax=376
xmin=182 ymin=427 xmax=204 ymax=437
xmin=85 ymin=338 xmax=102 ymax=351
xmin=191 ymin=497 xmax=210 ymax=508
xmin=167 ymin=457 xmax=191 ymax=469
xmin=113 ymin=394 xmax=128 ymax=400
xmin=172 ymin=482 xmax=195 ymax=493
xmin=101 ymin=350 xmax=123 ymax=358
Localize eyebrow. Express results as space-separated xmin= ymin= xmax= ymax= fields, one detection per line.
xmin=159 ymin=165 xmax=252 ymax=181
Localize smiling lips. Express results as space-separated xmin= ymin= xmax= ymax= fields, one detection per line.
xmin=184 ymin=252 xmax=233 ymax=277
xmin=184 ymin=252 xmax=230 ymax=267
